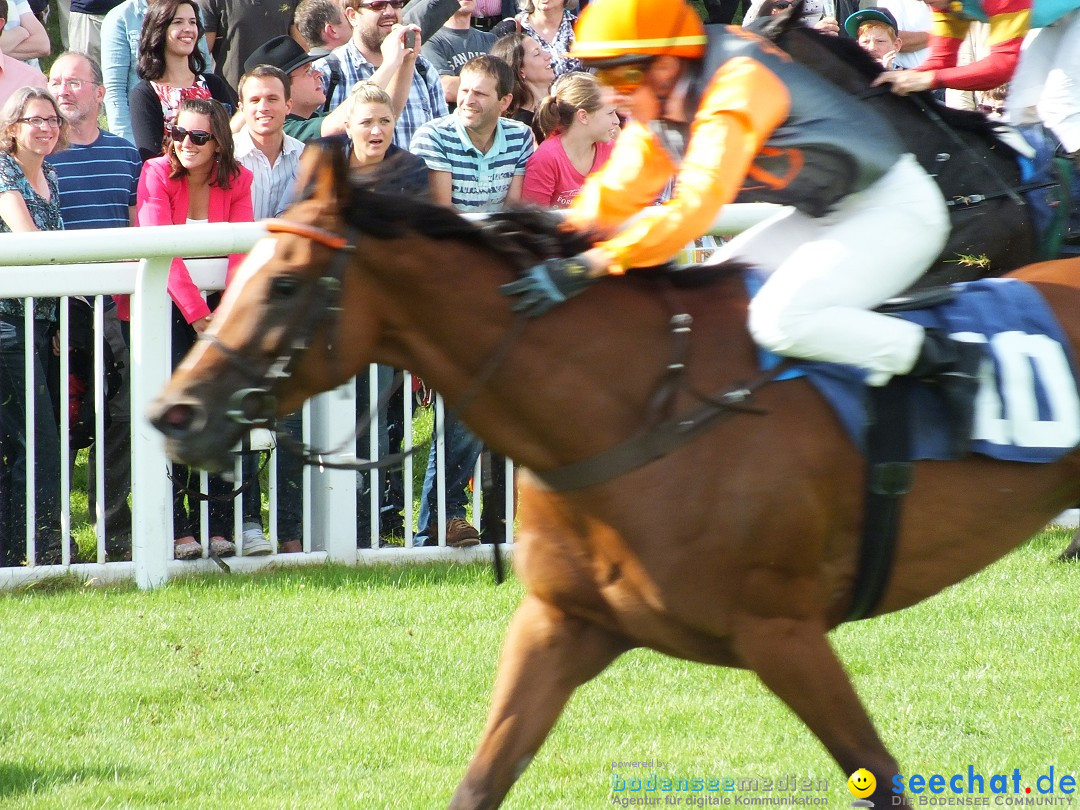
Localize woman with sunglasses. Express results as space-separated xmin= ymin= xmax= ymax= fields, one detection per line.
xmin=133 ymin=97 xmax=253 ymax=559
xmin=522 ymin=71 xmax=619 ymax=208
xmin=504 ymin=0 xmax=981 ymax=456
xmin=129 ymin=0 xmax=238 ymax=161
xmin=0 ymin=87 xmax=69 ymax=565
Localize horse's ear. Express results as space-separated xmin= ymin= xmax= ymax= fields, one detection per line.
xmin=294 ymin=138 xmax=349 ymax=208
xmin=747 ymin=0 xmax=805 ymax=39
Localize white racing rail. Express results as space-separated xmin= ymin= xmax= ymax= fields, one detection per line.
xmin=0 ymin=205 xmax=782 ymax=589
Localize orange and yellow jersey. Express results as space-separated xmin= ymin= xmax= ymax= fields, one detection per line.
xmin=569 ymin=26 xmax=906 ymax=274
xmin=915 ymin=0 xmax=1030 ymax=90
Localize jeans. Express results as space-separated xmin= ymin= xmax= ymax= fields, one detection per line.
xmin=170 ymin=306 xmax=231 ymax=539
xmin=0 ymin=317 xmax=63 ymax=565
xmin=87 ymin=305 xmax=132 ymax=556
xmin=416 ymin=405 xmax=483 ymax=543
xmin=275 ymin=410 xmax=304 ymax=542
xmin=356 ymin=364 xmax=393 ymax=546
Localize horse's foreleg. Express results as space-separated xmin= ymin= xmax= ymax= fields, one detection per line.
xmin=448 ymin=594 xmax=628 ymax=810
xmin=732 ymin=615 xmax=901 ymax=804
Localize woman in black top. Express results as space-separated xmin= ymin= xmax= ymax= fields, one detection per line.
xmin=129 ymin=0 xmax=237 ymax=161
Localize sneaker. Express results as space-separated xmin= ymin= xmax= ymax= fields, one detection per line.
xmin=444 ymin=517 xmax=481 ymax=548
xmin=241 ymin=522 xmax=272 ymax=556
xmin=209 ymin=536 xmax=236 ymax=557
xmin=279 ymin=539 xmax=303 ymax=553
xmin=174 ymin=537 xmax=202 ymax=560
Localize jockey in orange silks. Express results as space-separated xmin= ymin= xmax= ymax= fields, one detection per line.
xmin=500 ymin=0 xmax=983 ymax=451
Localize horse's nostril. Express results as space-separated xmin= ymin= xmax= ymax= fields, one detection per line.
xmin=157 ymin=402 xmax=197 ymax=436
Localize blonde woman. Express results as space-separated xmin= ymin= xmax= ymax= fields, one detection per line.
xmin=522 ymin=72 xmax=619 ymax=208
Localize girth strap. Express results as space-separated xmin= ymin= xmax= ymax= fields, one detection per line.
xmin=845 ymin=381 xmax=913 ymax=621
xmin=532 ymin=364 xmax=786 ymax=492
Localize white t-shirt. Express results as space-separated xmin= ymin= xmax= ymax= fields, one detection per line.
xmin=2 ymin=0 xmax=42 ymax=69
xmin=879 ymin=0 xmax=932 ymax=69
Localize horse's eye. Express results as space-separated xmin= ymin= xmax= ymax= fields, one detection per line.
xmin=269 ymin=276 xmax=301 ymax=300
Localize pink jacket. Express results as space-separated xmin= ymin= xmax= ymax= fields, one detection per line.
xmin=119 ymin=156 xmax=254 ymax=323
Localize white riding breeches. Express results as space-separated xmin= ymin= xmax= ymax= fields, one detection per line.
xmin=1006 ymin=10 xmax=1080 ymax=154
xmin=717 ymin=154 xmax=949 ymax=386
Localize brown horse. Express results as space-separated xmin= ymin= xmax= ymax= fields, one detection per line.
xmin=150 ymin=144 xmax=1080 ymax=808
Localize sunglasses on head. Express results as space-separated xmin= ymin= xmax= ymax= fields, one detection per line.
xmin=169 ymin=125 xmax=214 ymax=146
xmin=593 ymin=64 xmax=647 ymax=94
xmin=772 ymin=1 xmax=794 ymax=8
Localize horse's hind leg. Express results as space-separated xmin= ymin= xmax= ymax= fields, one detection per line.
xmin=732 ymin=615 xmax=901 ymax=804
xmin=448 ymin=594 xmax=629 ymax=810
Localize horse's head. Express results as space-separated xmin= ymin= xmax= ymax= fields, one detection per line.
xmin=150 ymin=141 xmax=376 ymax=471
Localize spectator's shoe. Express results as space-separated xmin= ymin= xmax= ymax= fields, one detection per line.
xmin=445 ymin=518 xmax=481 ymax=548
xmin=279 ymin=540 xmax=304 ymax=554
xmin=174 ymin=537 xmax=202 ymax=560
xmin=209 ymin=536 xmax=236 ymax=557
xmin=241 ymin=522 xmax=272 ymax=556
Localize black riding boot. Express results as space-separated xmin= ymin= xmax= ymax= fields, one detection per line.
xmin=908 ymin=327 xmax=983 ymax=456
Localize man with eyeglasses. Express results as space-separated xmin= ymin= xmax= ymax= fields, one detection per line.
xmin=0 ymin=0 xmax=45 ymax=109
xmin=502 ymin=0 xmax=984 ymax=455
xmin=312 ymin=0 xmax=448 ymax=148
xmin=47 ymin=51 xmax=141 ymax=561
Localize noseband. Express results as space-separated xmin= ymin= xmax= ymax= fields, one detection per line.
xmin=200 ymin=217 xmax=354 ymax=427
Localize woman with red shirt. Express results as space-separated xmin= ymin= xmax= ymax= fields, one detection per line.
xmin=522 ymin=71 xmax=619 ymax=209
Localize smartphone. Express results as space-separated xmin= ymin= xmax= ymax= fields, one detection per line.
xmin=404 ymin=29 xmax=416 ymax=49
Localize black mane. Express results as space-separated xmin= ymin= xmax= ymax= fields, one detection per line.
xmin=772 ymin=24 xmax=1017 ymax=148
xmin=346 ymin=180 xmax=595 ymax=271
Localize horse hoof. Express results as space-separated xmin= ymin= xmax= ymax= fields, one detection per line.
xmin=1057 ymin=533 xmax=1080 ymax=562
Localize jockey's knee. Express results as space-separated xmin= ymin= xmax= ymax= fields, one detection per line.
xmin=747 ymin=295 xmax=814 ymax=356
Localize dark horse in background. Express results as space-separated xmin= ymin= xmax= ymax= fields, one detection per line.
xmin=747 ymin=15 xmax=1049 ymax=286
xmin=151 ymin=144 xmax=1080 ymax=807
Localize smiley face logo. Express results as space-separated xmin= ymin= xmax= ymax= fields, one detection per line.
xmin=848 ymin=768 xmax=876 ymax=799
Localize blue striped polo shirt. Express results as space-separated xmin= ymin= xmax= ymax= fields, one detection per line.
xmin=409 ymin=114 xmax=535 ymax=212
xmin=49 ymin=130 xmax=141 ymax=230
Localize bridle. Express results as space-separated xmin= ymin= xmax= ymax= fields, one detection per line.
xmin=199 ymin=217 xmax=354 ymax=430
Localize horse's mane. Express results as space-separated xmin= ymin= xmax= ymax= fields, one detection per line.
xmin=754 ymin=17 xmax=1018 ymax=148
xmin=346 ymin=178 xmax=593 ymax=271
xmin=345 ymin=173 xmax=748 ymax=283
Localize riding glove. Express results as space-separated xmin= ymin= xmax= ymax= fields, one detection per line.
xmin=500 ymin=256 xmax=598 ymax=317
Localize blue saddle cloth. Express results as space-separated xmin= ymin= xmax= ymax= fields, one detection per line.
xmin=787 ymin=278 xmax=1080 ymax=462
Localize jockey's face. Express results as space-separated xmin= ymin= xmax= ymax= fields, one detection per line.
xmin=600 ymin=56 xmax=684 ymax=124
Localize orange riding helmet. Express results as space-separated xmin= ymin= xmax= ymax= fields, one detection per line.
xmin=570 ymin=0 xmax=708 ymax=67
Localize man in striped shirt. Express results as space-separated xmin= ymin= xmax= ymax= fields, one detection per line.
xmin=410 ymin=54 xmax=534 ymax=210
xmin=409 ymin=55 xmax=533 ymax=546
xmin=47 ymin=51 xmax=141 ymax=561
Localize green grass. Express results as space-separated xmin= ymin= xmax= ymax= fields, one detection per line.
xmin=0 ymin=530 xmax=1076 ymax=807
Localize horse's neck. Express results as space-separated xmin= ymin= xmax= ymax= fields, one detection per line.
xmin=367 ymin=242 xmax=757 ymax=472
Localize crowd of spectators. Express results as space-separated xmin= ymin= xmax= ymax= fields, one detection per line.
xmin=0 ymin=0 xmax=1074 ymax=565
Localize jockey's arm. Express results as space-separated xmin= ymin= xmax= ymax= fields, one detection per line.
xmin=571 ymin=57 xmax=790 ymax=275
xmin=918 ymin=0 xmax=1028 ymax=90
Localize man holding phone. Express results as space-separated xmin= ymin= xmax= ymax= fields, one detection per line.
xmin=312 ymin=0 xmax=448 ymax=147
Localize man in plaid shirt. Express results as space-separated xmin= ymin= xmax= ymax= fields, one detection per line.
xmin=313 ymin=0 xmax=448 ymax=147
